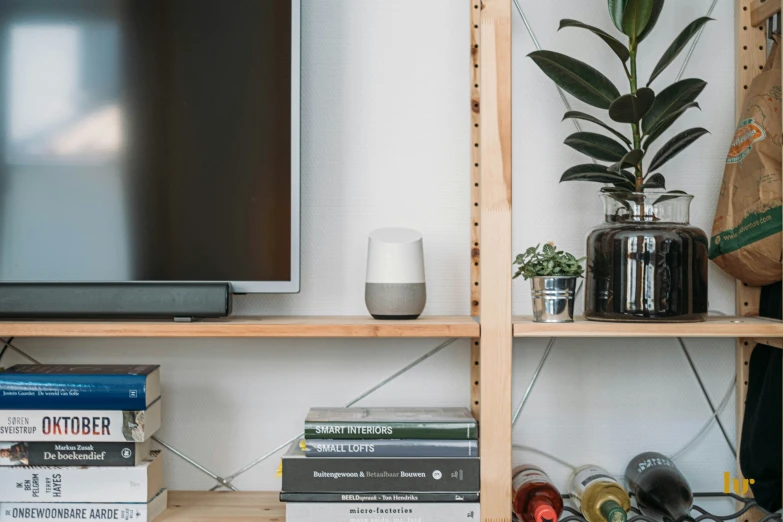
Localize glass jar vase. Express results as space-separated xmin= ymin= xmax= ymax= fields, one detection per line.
xmin=584 ymin=192 xmax=708 ymax=322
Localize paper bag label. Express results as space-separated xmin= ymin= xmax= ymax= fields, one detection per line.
xmin=709 ymin=205 xmax=782 ymax=258
xmin=727 ymin=118 xmax=767 ymax=164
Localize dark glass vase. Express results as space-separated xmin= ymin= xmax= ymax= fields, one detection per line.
xmin=584 ymin=193 xmax=708 ymax=322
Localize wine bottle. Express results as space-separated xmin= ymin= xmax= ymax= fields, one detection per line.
xmin=568 ymin=465 xmax=630 ymax=522
xmin=512 ymin=464 xmax=564 ymax=522
xmin=625 ymin=452 xmax=695 ymax=522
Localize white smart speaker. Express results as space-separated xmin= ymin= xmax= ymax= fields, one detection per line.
xmin=365 ymin=228 xmax=426 ymax=320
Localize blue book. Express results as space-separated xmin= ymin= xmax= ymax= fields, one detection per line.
xmin=0 ymin=365 xmax=160 ymax=410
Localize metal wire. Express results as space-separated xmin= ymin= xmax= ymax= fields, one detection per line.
xmin=214 ymin=337 xmax=460 ymax=489
xmin=675 ymin=0 xmax=721 ymax=82
xmin=512 ymin=337 xmax=555 ymax=425
xmin=0 ymin=337 xmax=14 ymax=364
xmin=514 ymin=494 xmax=781 ymax=522
xmin=669 ymin=375 xmax=735 ymax=460
xmin=676 ymin=338 xmax=736 ymax=457
xmin=512 ymin=443 xmax=577 ymax=470
xmin=152 ymin=436 xmax=237 ymax=491
xmin=512 ymin=0 xmax=583 ymax=134
xmin=2 ymin=336 xmax=459 ymax=492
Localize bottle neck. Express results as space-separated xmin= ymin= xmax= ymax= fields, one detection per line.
xmin=529 ymin=497 xmax=558 ymax=522
xmin=599 ymin=499 xmax=627 ymax=522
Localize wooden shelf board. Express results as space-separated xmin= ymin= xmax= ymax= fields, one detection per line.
xmin=0 ymin=316 xmax=479 ymax=338
xmin=751 ymin=0 xmax=780 ymax=27
xmin=513 ymin=315 xmax=783 ymax=338
xmin=159 ymin=491 xmax=283 ymax=521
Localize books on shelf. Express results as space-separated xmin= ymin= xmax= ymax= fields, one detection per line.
xmin=279 ymin=492 xmax=480 ymax=503
xmin=0 ymin=398 xmax=162 ymax=442
xmin=284 ymin=406 xmax=480 ymax=521
xmin=0 ymin=488 xmax=168 ymax=522
xmin=0 ymin=440 xmax=153 ymax=467
xmin=285 ymin=502 xmax=480 ymax=522
xmin=304 ymin=438 xmax=479 ymax=457
xmin=305 ymin=407 xmax=478 ymax=440
xmin=283 ymin=438 xmax=479 ymax=493
xmin=0 ymin=450 xmax=164 ymax=503
xmin=0 ymin=365 xmax=161 ymax=410
xmin=0 ymin=364 xmax=167 ymax=522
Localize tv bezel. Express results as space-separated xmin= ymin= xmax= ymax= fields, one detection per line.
xmin=235 ymin=0 xmax=301 ymax=294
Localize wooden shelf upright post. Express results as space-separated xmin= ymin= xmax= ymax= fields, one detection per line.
xmin=474 ymin=0 xmax=513 ymax=521
xmin=736 ymin=2 xmax=772 ymax=521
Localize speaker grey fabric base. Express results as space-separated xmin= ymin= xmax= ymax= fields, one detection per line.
xmin=365 ymin=282 xmax=426 ymax=319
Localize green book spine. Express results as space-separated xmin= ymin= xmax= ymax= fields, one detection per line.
xmin=304 ymin=422 xmax=478 ymax=440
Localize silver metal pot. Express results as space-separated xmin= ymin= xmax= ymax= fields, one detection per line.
xmin=530 ymin=276 xmax=578 ymax=323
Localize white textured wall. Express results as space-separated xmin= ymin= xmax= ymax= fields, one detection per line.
xmin=2 ymin=0 xmax=742 ymax=504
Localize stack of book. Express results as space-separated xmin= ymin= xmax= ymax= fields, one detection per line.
xmin=0 ymin=365 xmax=166 ymax=522
xmin=282 ymin=407 xmax=480 ymax=522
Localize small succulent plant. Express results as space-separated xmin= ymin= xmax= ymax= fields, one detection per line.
xmin=513 ymin=243 xmax=585 ymax=280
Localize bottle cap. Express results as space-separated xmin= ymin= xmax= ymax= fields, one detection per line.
xmin=600 ymin=500 xmax=627 ymax=522
xmin=535 ymin=503 xmax=558 ymax=522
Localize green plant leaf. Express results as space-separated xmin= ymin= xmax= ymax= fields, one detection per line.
xmin=638 ymin=0 xmax=665 ymax=42
xmin=529 ymin=51 xmax=621 ymax=109
xmin=642 ymin=102 xmax=700 ymax=149
xmin=609 ymin=0 xmax=630 ymax=31
xmin=648 ymin=127 xmax=709 ymax=171
xmin=565 ymin=132 xmax=628 ymax=162
xmin=654 ymin=189 xmax=689 ymax=204
xmin=642 ymin=79 xmax=706 ymax=135
xmin=622 ymin=0 xmax=655 ymax=38
xmin=562 ymin=111 xmax=632 ymax=146
xmin=647 ymin=17 xmax=713 ymax=86
xmin=644 ymin=173 xmax=666 ymax=189
xmin=559 ymin=19 xmax=631 ymax=63
xmin=609 ymin=88 xmax=655 ymax=124
xmin=608 ymin=149 xmax=645 ymax=173
xmin=561 ymin=164 xmax=635 ymax=188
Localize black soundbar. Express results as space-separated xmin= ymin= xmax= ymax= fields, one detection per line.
xmin=0 ymin=283 xmax=232 ymax=319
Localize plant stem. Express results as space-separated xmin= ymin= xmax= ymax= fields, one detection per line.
xmin=629 ymin=46 xmax=643 ymax=192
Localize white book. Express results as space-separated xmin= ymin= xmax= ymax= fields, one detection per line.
xmin=0 ymin=451 xmax=163 ymax=503
xmin=0 ymin=489 xmax=167 ymax=522
xmin=285 ymin=502 xmax=480 ymax=522
xmin=0 ymin=399 xmax=161 ymax=442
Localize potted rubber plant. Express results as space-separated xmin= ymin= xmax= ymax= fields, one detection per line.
xmin=513 ymin=243 xmax=585 ymax=323
xmin=529 ymin=0 xmax=710 ymax=322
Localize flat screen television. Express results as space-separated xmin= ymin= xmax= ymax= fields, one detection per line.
xmin=0 ymin=0 xmax=301 ymax=300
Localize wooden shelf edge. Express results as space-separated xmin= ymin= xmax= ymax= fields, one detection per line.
xmin=0 ymin=316 xmax=479 ymax=338
xmin=160 ymin=491 xmax=283 ymax=521
xmin=513 ymin=315 xmax=783 ymax=338
xmin=751 ymin=0 xmax=780 ymax=27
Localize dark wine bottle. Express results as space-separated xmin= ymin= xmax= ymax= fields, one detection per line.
xmin=625 ymin=452 xmax=695 ymax=522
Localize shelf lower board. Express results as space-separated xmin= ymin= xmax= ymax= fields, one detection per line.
xmin=513 ymin=315 xmax=783 ymax=339
xmin=0 ymin=316 xmax=479 ymax=338
xmin=159 ymin=491 xmax=283 ymax=521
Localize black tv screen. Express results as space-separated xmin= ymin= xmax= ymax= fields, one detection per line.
xmin=0 ymin=0 xmax=301 ymax=293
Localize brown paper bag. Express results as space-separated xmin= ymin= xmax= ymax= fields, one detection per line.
xmin=710 ymin=37 xmax=783 ymax=286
